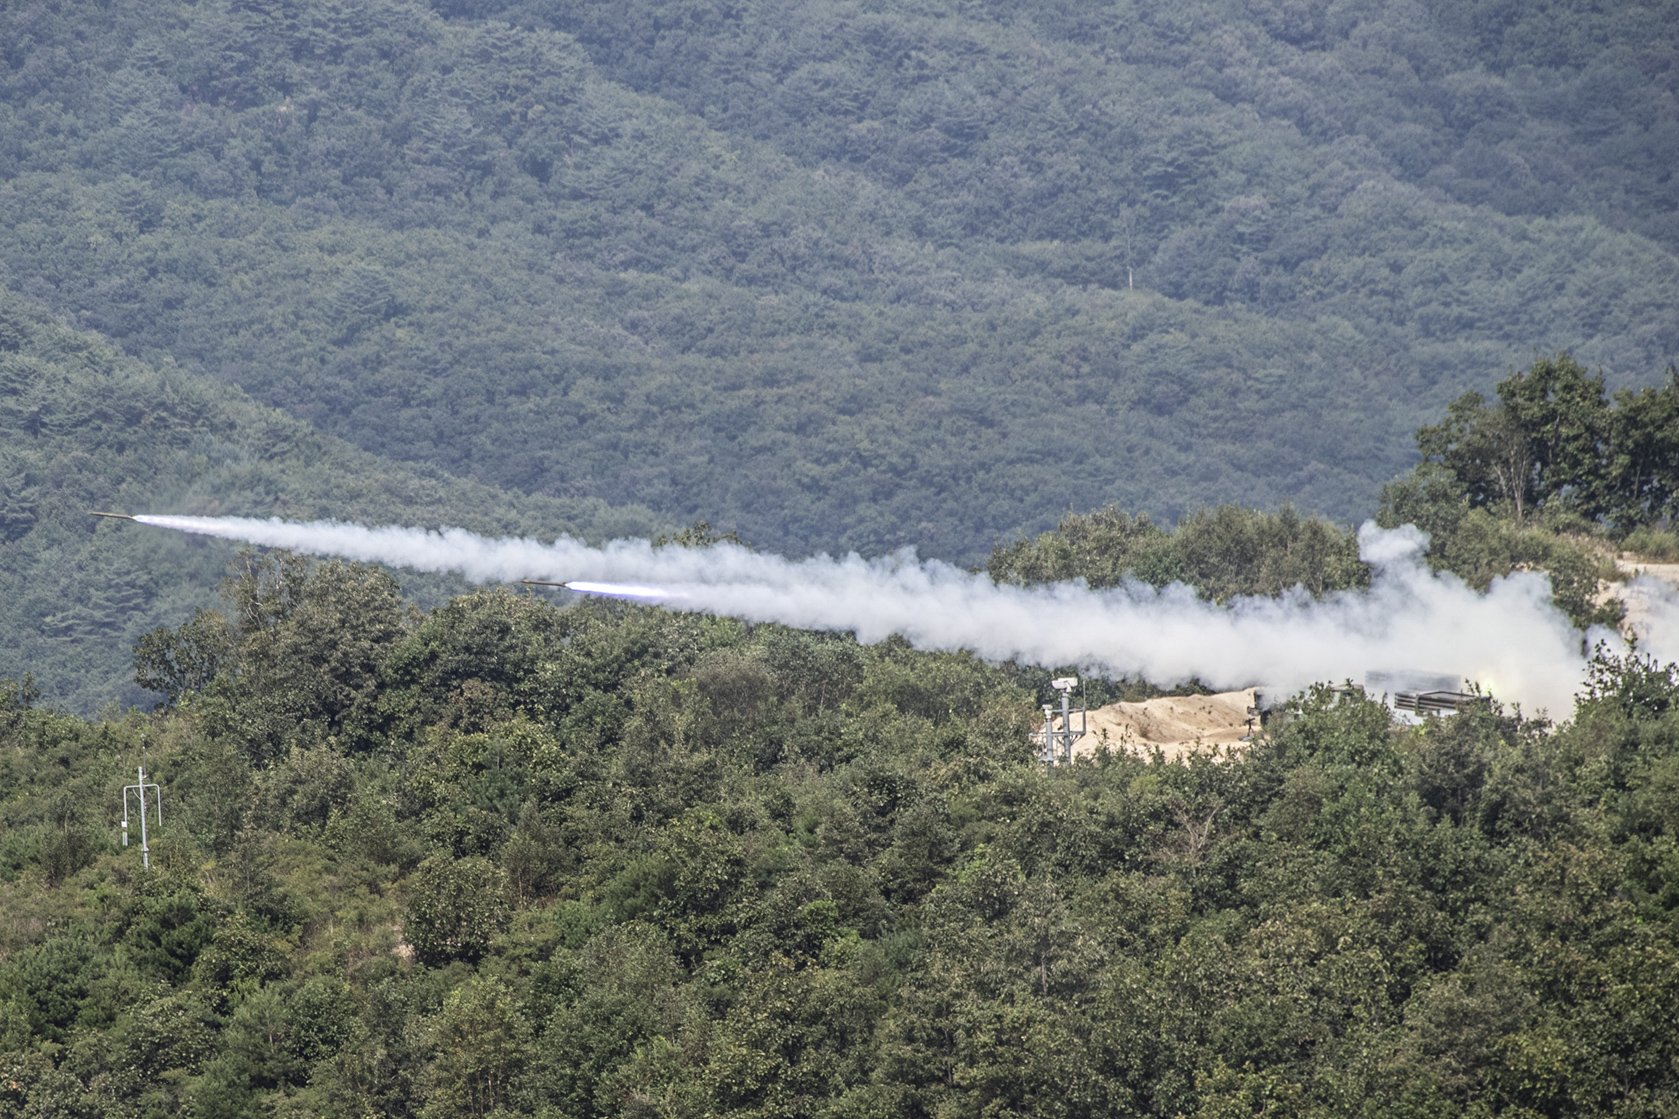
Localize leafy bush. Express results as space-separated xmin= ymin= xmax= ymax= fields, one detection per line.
xmin=1621 ymin=526 xmax=1679 ymax=563
xmin=404 ymin=853 xmax=511 ymax=965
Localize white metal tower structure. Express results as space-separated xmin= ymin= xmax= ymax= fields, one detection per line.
xmin=121 ymin=765 xmax=162 ymax=870
xmin=1035 ymin=676 xmax=1087 ymax=766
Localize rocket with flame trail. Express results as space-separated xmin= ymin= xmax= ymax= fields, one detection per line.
xmin=521 ymin=578 xmax=673 ymax=601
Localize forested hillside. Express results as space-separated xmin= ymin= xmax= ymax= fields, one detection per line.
xmin=5 ymin=3 xmax=1679 ymax=1112
xmin=989 ymin=355 xmax=1679 ymax=633
xmin=0 ymin=290 xmax=660 ymax=711
xmin=2 ymin=0 xmax=1675 ymax=559
xmin=2 ymin=561 xmax=1677 ymax=1117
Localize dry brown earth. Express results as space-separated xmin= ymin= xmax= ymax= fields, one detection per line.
xmin=1067 ymin=688 xmax=1258 ymax=762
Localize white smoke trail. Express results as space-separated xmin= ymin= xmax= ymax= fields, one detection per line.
xmin=133 ymin=514 xmax=1652 ymax=716
xmin=1619 ymin=573 xmax=1679 ymax=666
xmin=562 ymin=580 xmax=672 ymax=600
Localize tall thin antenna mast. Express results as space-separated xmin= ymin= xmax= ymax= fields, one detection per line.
xmin=122 ymin=765 xmax=162 ymax=870
xmin=1035 ymin=676 xmax=1087 ymax=766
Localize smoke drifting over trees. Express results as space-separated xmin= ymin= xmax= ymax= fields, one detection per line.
xmin=133 ymin=514 xmax=1674 ymax=715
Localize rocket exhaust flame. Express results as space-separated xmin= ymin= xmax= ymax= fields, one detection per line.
xmin=121 ymin=514 xmax=1679 ymax=715
xmin=520 ymin=577 xmax=676 ymax=600
xmin=558 ymin=580 xmax=676 ymax=601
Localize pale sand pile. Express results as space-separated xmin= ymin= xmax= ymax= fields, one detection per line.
xmin=1052 ymin=560 xmax=1676 ymax=765
xmin=1067 ymin=688 xmax=1258 ymax=762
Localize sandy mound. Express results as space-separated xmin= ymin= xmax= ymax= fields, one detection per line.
xmin=1070 ymin=688 xmax=1258 ymax=762
xmin=1615 ymin=558 xmax=1679 ymax=585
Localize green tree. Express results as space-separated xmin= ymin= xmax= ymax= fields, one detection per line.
xmin=133 ymin=608 xmax=233 ymax=707
xmin=207 ymin=551 xmax=414 ymax=760
xmin=988 ymin=507 xmax=1175 ymax=589
xmin=420 ymin=976 xmax=532 ymax=1119
xmin=379 ymin=588 xmax=571 ymax=735
xmin=1376 ymin=462 xmax=1472 ymax=544
xmin=1417 ymin=355 xmax=1623 ymax=525
xmin=1603 ymin=368 xmax=1679 ymax=528
xmin=1494 ymin=354 xmax=1613 ymax=518
xmin=405 ymin=853 xmax=511 ymax=964
xmin=534 ymin=924 xmax=698 ymax=1118
xmin=1416 ymin=390 xmax=1536 ymax=520
xmin=1170 ymin=505 xmax=1366 ymax=600
xmin=121 ymin=876 xmax=222 ymax=983
xmin=4 ymin=932 xmax=96 ymax=1044
xmin=990 ymin=505 xmax=1364 ymax=600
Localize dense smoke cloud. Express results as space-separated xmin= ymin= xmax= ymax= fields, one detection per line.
xmin=135 ymin=515 xmax=1672 ymax=715
xmin=1620 ymin=572 xmax=1679 ymax=667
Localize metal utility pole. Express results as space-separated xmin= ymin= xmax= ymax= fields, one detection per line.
xmin=1035 ymin=676 xmax=1087 ymax=766
xmin=122 ymin=765 xmax=162 ymax=870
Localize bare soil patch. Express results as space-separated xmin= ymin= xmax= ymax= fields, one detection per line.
xmin=1072 ymin=688 xmax=1257 ymax=762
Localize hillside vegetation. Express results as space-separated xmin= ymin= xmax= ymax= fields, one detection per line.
xmin=2 ymin=554 xmax=1677 ymax=1117
xmin=0 ymin=290 xmax=661 ymax=711
xmin=4 ymin=336 xmax=1676 ymax=1114
xmin=5 ymin=342 xmax=1669 ymax=712
xmin=2 ymin=0 xmax=1676 ymax=559
xmin=3 ymin=5 xmax=1678 ymax=1111
xmin=990 ymin=355 xmax=1679 ymax=632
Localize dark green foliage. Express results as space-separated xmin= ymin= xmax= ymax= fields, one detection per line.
xmin=405 ymin=853 xmax=512 ymax=964
xmin=1416 ymin=390 xmax=1540 ymax=520
xmin=379 ymin=588 xmax=575 ymax=735
xmin=4 ymin=569 xmax=1677 ymax=1116
xmin=2 ymin=2 xmax=1679 ymax=1108
xmin=1373 ymin=355 xmax=1670 ymax=628
xmin=200 ymin=552 xmax=415 ymax=760
xmin=1413 ymin=355 xmax=1679 ymax=531
xmin=2 ymin=0 xmax=1677 ymax=659
xmin=987 ymin=508 xmax=1178 ymax=589
xmin=407 ymin=720 xmax=550 ymax=855
xmin=0 ymin=294 xmax=662 ymax=714
xmin=1581 ymin=649 xmax=1679 ymax=722
xmin=132 ymin=609 xmax=233 ymax=708
xmin=184 ymin=978 xmax=357 ymax=1117
xmin=421 ymin=975 xmax=531 ymax=1119
xmin=1604 ymin=369 xmax=1679 ymax=530
xmin=120 ymin=875 xmax=222 ymax=982
xmin=989 ymin=504 xmax=1367 ymax=601
xmin=1496 ymin=355 xmax=1616 ymax=518
xmin=1377 ymin=462 xmax=1473 ymax=545
xmin=5 ymin=933 xmax=97 ymax=1044
xmin=1170 ymin=506 xmax=1369 ymax=600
